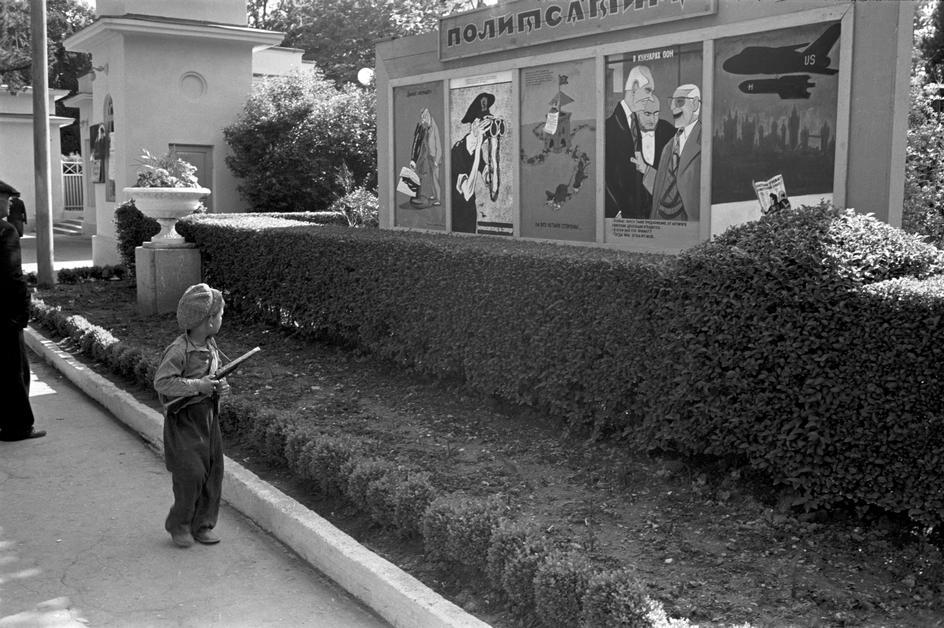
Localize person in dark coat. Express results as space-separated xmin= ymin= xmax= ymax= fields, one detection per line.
xmin=154 ymin=283 xmax=230 ymax=548
xmin=0 ymin=179 xmax=45 ymax=441
xmin=8 ymin=192 xmax=26 ymax=237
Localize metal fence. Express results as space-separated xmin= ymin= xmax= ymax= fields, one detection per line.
xmin=63 ymin=156 xmax=83 ymax=212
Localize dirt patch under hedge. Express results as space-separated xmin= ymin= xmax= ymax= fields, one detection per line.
xmin=32 ymin=279 xmax=944 ymax=628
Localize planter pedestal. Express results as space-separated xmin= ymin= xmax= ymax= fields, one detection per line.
xmin=135 ymin=243 xmax=202 ymax=316
xmin=124 ymin=186 xmax=210 ymax=315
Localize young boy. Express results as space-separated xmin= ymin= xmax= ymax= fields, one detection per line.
xmin=154 ymin=283 xmax=230 ymax=548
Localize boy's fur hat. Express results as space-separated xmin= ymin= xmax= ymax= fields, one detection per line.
xmin=176 ymin=283 xmax=222 ymax=330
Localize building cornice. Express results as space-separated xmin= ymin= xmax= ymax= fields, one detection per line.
xmin=0 ymin=113 xmax=75 ymax=128
xmin=65 ymin=14 xmax=284 ymax=53
xmin=0 ymin=86 xmax=72 ymax=102
xmin=63 ymin=92 xmax=93 ymax=108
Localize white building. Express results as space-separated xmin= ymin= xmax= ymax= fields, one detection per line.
xmin=0 ymin=87 xmax=72 ymax=230
xmin=64 ymin=0 xmax=290 ymax=265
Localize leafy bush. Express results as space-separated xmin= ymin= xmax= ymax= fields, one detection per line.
xmin=50 ymin=265 xmax=127 ymax=284
xmin=421 ymin=495 xmax=505 ymax=570
xmin=328 ymin=186 xmax=379 ymax=228
xmin=305 ymin=435 xmax=362 ymax=495
xmin=392 ymin=472 xmax=436 ymax=536
xmin=223 ymin=70 xmax=376 ymax=212
xmin=581 ymin=568 xmax=652 ymax=628
xmin=486 ymin=519 xmax=542 ymax=591
xmin=345 ymin=457 xmax=398 ymax=512
xmin=633 ymin=204 xmax=944 ymax=522
xmin=904 ymin=5 xmax=944 ymax=246
xmin=114 ymin=201 xmax=160 ymax=273
xmin=502 ymin=533 xmax=552 ymax=616
xmin=533 ymin=550 xmax=596 ymax=628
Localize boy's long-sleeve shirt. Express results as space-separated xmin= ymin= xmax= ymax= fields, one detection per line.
xmin=154 ymin=334 xmax=220 ymax=412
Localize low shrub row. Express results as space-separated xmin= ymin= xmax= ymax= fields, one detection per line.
xmin=219 ymin=397 xmax=684 ymax=628
xmin=29 ymin=295 xmax=683 ymax=627
xmin=176 ymin=206 xmax=944 ymax=527
xmin=26 ymin=264 xmax=128 ymax=285
xmin=30 ymin=297 xmax=156 ymax=386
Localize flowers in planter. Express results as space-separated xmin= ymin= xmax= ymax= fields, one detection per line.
xmin=134 ymin=149 xmax=200 ymax=188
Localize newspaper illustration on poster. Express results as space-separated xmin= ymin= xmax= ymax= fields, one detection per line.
xmin=394 ymin=81 xmax=446 ymax=230
xmin=752 ymin=174 xmax=791 ymax=215
xmin=604 ymin=43 xmax=703 ymax=252
xmin=450 ymin=72 xmax=514 ymax=236
xmin=520 ymin=60 xmax=596 ymax=242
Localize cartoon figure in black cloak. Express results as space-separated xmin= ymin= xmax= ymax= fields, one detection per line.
xmin=451 ymin=92 xmax=504 ymax=233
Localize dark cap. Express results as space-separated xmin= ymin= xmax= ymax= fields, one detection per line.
xmin=461 ymin=92 xmax=495 ymax=124
xmin=0 ymin=179 xmax=19 ymax=196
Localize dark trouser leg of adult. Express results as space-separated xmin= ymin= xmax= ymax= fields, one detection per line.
xmin=0 ymin=328 xmax=35 ymax=439
xmin=163 ymin=399 xmax=222 ymax=535
xmin=10 ymin=220 xmax=24 ymax=237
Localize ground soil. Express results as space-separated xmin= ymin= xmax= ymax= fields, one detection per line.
xmin=33 ymin=279 xmax=944 ymax=628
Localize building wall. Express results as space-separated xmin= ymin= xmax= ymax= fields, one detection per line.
xmin=0 ymin=88 xmax=71 ymax=231
xmin=87 ymin=35 xmax=123 ymax=264
xmin=121 ymin=35 xmax=252 ymax=213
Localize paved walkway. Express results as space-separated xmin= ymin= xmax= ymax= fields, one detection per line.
xmin=19 ymin=233 xmax=95 ymax=275
xmin=0 ymin=356 xmax=389 ymax=628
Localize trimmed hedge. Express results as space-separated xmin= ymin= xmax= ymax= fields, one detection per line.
xmin=631 ymin=205 xmax=944 ymax=523
xmin=176 ymin=205 xmax=944 ymax=527
xmin=176 ymin=213 xmax=672 ymax=439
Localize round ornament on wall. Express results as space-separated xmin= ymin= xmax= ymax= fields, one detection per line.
xmin=179 ymin=72 xmax=207 ymax=101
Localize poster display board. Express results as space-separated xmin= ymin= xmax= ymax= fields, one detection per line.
xmin=519 ymin=60 xmax=596 ymax=242
xmin=449 ymin=72 xmax=514 ymax=236
xmin=604 ymin=42 xmax=703 ymax=250
xmin=711 ymin=22 xmax=840 ymax=230
xmin=393 ymin=81 xmax=446 ymax=230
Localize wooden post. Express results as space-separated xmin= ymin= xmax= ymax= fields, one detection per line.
xmin=31 ymin=0 xmax=55 ymax=287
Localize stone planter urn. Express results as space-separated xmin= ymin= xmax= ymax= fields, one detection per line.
xmin=122 ymin=186 xmax=211 ymax=248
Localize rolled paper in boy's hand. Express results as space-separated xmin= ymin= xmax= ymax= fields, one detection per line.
xmin=165 ymin=347 xmax=261 ymax=414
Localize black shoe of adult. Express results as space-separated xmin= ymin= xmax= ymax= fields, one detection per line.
xmin=0 ymin=429 xmax=47 ymax=442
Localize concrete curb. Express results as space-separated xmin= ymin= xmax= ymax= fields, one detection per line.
xmin=25 ymin=328 xmax=491 ymax=628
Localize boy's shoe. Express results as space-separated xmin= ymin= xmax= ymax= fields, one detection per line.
xmin=193 ymin=528 xmax=220 ymax=545
xmin=170 ymin=529 xmax=194 ymax=548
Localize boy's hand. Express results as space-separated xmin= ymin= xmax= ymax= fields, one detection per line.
xmin=196 ymin=376 xmax=216 ymax=396
xmin=216 ymin=377 xmax=230 ymax=399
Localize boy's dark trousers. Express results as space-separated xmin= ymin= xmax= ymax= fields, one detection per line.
xmin=163 ymin=397 xmax=223 ymax=535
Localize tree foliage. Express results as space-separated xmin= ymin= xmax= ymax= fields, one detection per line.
xmin=904 ymin=0 xmax=944 ymax=245
xmin=245 ymin=0 xmax=486 ymax=84
xmin=0 ymin=0 xmax=94 ymax=153
xmin=0 ymin=0 xmax=93 ymax=92
xmin=223 ymin=69 xmax=376 ymax=212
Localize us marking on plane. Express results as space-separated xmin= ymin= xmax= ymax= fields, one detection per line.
xmin=722 ymin=23 xmax=840 ymax=77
